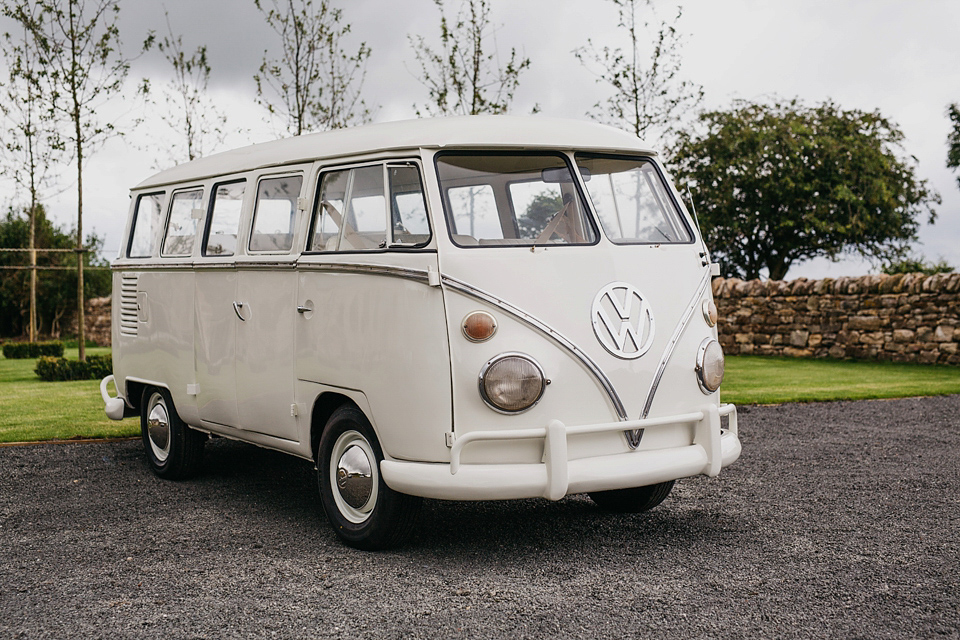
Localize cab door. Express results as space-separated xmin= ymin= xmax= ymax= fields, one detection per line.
xmin=234 ymin=172 xmax=304 ymax=443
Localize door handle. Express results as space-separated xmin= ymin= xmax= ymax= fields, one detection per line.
xmin=296 ymin=305 xmax=313 ymax=314
xmin=232 ymin=301 xmax=246 ymax=321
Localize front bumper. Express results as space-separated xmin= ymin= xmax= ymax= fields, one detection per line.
xmin=381 ymin=403 xmax=740 ymax=501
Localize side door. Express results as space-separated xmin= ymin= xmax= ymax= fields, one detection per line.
xmin=195 ymin=179 xmax=246 ymax=427
xmin=234 ymin=171 xmax=306 ymax=442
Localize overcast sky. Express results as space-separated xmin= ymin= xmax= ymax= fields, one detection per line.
xmin=3 ymin=0 xmax=958 ymax=280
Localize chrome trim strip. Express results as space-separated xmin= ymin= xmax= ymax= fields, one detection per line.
xmin=112 ymin=261 xmax=298 ymax=271
xmin=441 ymin=274 xmax=628 ymax=421
xmin=296 ymin=262 xmax=431 ymax=283
xmin=640 ymin=265 xmax=712 ymax=419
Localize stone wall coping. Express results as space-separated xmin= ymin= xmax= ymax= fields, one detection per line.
xmin=713 ymin=272 xmax=960 ymax=298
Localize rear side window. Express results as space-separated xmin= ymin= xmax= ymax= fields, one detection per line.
xmin=128 ymin=193 xmax=165 ymax=258
xmin=249 ymin=175 xmax=302 ymax=253
xmin=204 ymin=181 xmax=245 ymax=256
xmin=162 ymin=188 xmax=204 ymax=257
xmin=309 ymin=162 xmax=431 ymax=252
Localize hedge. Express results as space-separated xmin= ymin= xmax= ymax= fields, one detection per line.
xmin=35 ymin=355 xmax=112 ymax=381
xmin=2 ymin=341 xmax=65 ymax=359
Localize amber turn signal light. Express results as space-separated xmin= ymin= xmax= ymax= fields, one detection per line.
xmin=462 ymin=311 xmax=497 ymax=342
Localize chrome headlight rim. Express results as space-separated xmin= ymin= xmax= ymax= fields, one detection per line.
xmin=478 ymin=352 xmax=547 ymax=414
xmin=695 ymin=338 xmax=725 ymax=394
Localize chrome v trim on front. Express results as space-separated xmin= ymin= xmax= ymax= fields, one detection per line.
xmin=441 ymin=274 xmax=629 ymax=421
xmin=623 ymin=264 xmax=714 ymax=448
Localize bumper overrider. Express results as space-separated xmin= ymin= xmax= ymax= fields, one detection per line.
xmin=382 ymin=404 xmax=740 ymax=501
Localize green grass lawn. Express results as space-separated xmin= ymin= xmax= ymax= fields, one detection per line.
xmin=1 ymin=351 xmax=959 ymax=443
xmin=721 ymin=356 xmax=960 ymax=405
xmin=0 ymin=347 xmax=140 ymax=443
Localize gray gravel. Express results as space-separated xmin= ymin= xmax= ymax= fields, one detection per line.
xmin=1 ymin=395 xmax=959 ymax=639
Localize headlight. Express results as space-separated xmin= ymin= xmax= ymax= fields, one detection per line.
xmin=478 ymin=353 xmax=546 ymax=413
xmin=695 ymin=338 xmax=725 ymax=393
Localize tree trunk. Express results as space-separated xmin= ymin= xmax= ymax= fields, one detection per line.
xmin=76 ymin=120 xmax=86 ymax=362
xmin=29 ymin=204 xmax=37 ymax=343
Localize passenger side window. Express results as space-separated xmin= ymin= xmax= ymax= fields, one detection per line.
xmin=249 ymin=175 xmax=302 ymax=253
xmin=162 ymin=188 xmax=203 ymax=257
xmin=309 ymin=162 xmax=430 ymax=252
xmin=204 ymin=181 xmax=245 ymax=256
xmin=128 ymin=193 xmax=165 ymax=258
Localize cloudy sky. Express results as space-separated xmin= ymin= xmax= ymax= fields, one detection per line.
xmin=3 ymin=0 xmax=959 ymax=279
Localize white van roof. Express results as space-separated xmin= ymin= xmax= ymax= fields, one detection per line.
xmin=135 ymin=115 xmax=655 ymax=189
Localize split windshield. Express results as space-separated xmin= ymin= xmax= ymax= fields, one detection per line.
xmin=435 ymin=152 xmax=692 ymax=247
xmin=575 ymin=154 xmax=693 ymax=244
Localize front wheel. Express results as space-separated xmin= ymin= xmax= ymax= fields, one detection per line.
xmin=140 ymin=386 xmax=205 ymax=480
xmin=588 ymin=480 xmax=675 ymax=513
xmin=317 ymin=405 xmax=421 ymax=550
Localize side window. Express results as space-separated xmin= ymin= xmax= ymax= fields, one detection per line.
xmin=128 ymin=193 xmax=165 ymax=258
xmin=249 ymin=175 xmax=302 ymax=253
xmin=389 ymin=164 xmax=430 ymax=246
xmin=309 ymin=162 xmax=430 ymax=252
xmin=162 ymin=188 xmax=203 ymax=257
xmin=204 ymin=181 xmax=245 ymax=256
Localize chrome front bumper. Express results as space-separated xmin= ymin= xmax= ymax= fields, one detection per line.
xmin=381 ymin=404 xmax=740 ymax=501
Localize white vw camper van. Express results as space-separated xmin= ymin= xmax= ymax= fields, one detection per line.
xmin=101 ymin=116 xmax=740 ymax=549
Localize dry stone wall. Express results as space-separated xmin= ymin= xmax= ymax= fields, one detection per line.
xmin=70 ymin=296 xmax=112 ymax=347
xmin=712 ymin=273 xmax=960 ymax=365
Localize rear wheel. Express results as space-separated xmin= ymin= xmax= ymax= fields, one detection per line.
xmin=317 ymin=405 xmax=421 ymax=550
xmin=588 ymin=480 xmax=675 ymax=513
xmin=140 ymin=387 xmax=205 ymax=479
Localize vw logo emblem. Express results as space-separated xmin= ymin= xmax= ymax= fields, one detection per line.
xmin=591 ymin=282 xmax=655 ymax=359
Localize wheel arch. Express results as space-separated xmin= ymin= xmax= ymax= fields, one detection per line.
xmin=310 ymin=392 xmax=358 ymax=461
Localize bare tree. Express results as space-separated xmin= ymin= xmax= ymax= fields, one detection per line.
xmin=151 ymin=11 xmax=226 ymax=165
xmin=574 ymin=0 xmax=703 ymax=143
xmin=8 ymin=0 xmax=134 ymax=361
xmin=409 ymin=0 xmax=532 ymax=116
xmin=0 ymin=0 xmax=62 ymax=342
xmin=254 ymin=0 xmax=373 ymax=135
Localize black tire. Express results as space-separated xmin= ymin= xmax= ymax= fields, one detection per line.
xmin=317 ymin=404 xmax=422 ymax=550
xmin=588 ymin=480 xmax=675 ymax=513
xmin=140 ymin=386 xmax=205 ymax=480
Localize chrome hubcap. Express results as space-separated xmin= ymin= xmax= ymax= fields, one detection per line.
xmin=147 ymin=394 xmax=171 ymax=462
xmin=329 ymin=430 xmax=378 ymax=524
xmin=336 ymin=445 xmax=373 ymax=509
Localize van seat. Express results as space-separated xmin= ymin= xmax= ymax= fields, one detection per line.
xmin=452 ymin=234 xmax=479 ymax=246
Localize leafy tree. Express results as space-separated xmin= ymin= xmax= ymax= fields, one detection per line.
xmin=6 ymin=0 xmax=134 ymax=360
xmin=254 ymin=0 xmax=372 ymax=135
xmin=0 ymin=206 xmax=109 ymax=339
xmin=671 ymin=98 xmax=940 ymax=281
xmin=574 ymin=0 xmax=702 ymax=143
xmin=882 ymin=256 xmax=953 ymax=276
xmin=518 ymin=191 xmax=562 ymax=238
xmin=409 ymin=0 xmax=532 ymax=116
xmin=0 ymin=0 xmax=62 ymax=342
xmin=948 ymin=103 xmax=960 ymax=191
xmin=150 ymin=11 xmax=226 ymax=165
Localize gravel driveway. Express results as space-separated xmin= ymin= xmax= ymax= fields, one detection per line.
xmin=1 ymin=396 xmax=958 ymax=639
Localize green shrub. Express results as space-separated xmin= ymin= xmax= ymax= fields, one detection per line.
xmin=62 ymin=338 xmax=100 ymax=349
xmin=35 ymin=355 xmax=112 ymax=381
xmin=2 ymin=341 xmax=65 ymax=359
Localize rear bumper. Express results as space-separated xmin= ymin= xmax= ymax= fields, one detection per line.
xmin=381 ymin=404 xmax=740 ymax=501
